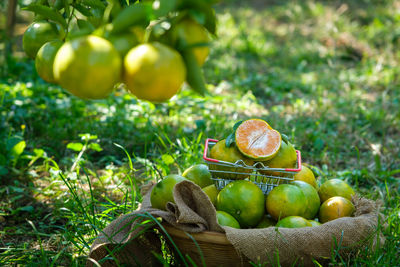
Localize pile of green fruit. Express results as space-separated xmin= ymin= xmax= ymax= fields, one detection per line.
xmin=150 ymin=163 xmax=356 ymax=229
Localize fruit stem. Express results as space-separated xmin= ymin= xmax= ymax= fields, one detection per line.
xmin=64 ymin=6 xmax=75 ymax=40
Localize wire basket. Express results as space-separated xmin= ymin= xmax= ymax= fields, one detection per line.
xmin=203 ymin=138 xmax=302 ymax=195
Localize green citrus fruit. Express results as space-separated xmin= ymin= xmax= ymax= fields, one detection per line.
xmin=123 ymin=42 xmax=186 ymax=102
xmin=266 ymin=184 xmax=307 ymax=220
xmin=202 ymin=184 xmax=219 ymax=206
xmin=319 ymin=196 xmax=355 ymax=223
xmin=35 ymin=40 xmax=63 ymax=83
xmin=318 ymin=179 xmax=355 ymax=203
xmin=150 ymin=174 xmax=186 ymax=210
xmin=260 ymin=138 xmax=297 ymax=177
xmin=256 ymin=215 xmax=276 ymax=228
xmin=308 ymin=220 xmax=321 ymax=227
xmin=172 ymin=18 xmax=210 ymax=66
xmin=276 ymin=216 xmax=312 ymax=228
xmin=291 ymin=180 xmax=320 ymax=219
xmin=209 ymin=139 xmax=254 ymax=179
xmin=293 ymin=165 xmax=317 ymax=189
xmin=235 ymin=119 xmax=281 ymax=161
xmin=182 ymin=164 xmax=213 ymax=188
xmin=53 ymin=35 xmax=121 ymax=99
xmin=216 ymin=180 xmax=265 ymax=228
xmin=216 ymin=211 xmax=240 ymax=229
xmin=23 ymin=21 xmax=63 ymax=59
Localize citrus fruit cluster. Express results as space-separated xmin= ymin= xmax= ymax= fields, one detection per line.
xmin=209 ymin=118 xmax=296 ymax=180
xmin=150 ymin=164 xmax=216 ymax=210
xmin=205 ymin=118 xmax=357 ymax=228
xmin=266 ymin=178 xmax=355 ymax=227
xmin=149 ymin=163 xmax=263 ymax=228
xmin=212 ymin=172 xmax=355 ymax=228
xmin=23 ymin=0 xmax=216 ymax=102
xmin=149 ymin=162 xmax=356 ymax=229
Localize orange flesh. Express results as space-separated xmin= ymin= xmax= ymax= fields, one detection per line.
xmin=235 ymin=119 xmax=281 ymax=159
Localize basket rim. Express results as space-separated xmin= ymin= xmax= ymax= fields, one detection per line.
xmin=161 ymin=224 xmax=231 ymax=245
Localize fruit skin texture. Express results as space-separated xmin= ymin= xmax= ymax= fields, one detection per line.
xmin=209 ymin=139 xmax=254 ymax=179
xmin=256 ymin=215 xmax=276 ymax=228
xmin=276 ymin=216 xmax=312 ymax=228
xmin=294 ymin=165 xmax=318 ymax=189
xmin=182 ymin=164 xmax=213 ymax=188
xmin=308 ymin=220 xmax=321 ymax=227
xmin=53 ymin=35 xmax=121 ymax=99
xmin=23 ymin=21 xmax=63 ymax=59
xmin=235 ymin=119 xmax=281 ymax=161
xmin=319 ymin=196 xmax=355 ymax=223
xmin=172 ymin=18 xmax=210 ymax=66
xmin=35 ymin=40 xmax=63 ymax=83
xmin=318 ymin=179 xmax=355 ymax=203
xmin=123 ymin=42 xmax=186 ymax=102
xmin=150 ymin=175 xmax=186 ymax=210
xmin=260 ymin=139 xmax=297 ymax=177
xmin=216 ymin=180 xmax=265 ymax=228
xmin=266 ymin=184 xmax=307 ymax=221
xmin=202 ymin=184 xmax=219 ymax=206
xmin=216 ymin=211 xmax=240 ymax=229
xmin=291 ymin=180 xmax=320 ymax=220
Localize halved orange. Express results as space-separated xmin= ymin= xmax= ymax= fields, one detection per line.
xmin=235 ymin=119 xmax=281 ymax=160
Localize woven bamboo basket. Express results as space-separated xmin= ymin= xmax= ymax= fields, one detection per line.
xmin=162 ymin=224 xmax=252 ymax=267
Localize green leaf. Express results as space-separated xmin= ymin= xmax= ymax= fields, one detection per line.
xmin=181 ymin=49 xmax=207 ymax=96
xmin=225 ymin=121 xmax=243 ymax=147
xmin=0 ymin=166 xmax=8 ymax=176
xmin=177 ymin=0 xmax=216 ymax=35
xmin=110 ymin=3 xmax=151 ymax=34
xmin=88 ymin=143 xmax=103 ymax=152
xmin=20 ymin=206 xmax=34 ymax=213
xmin=232 ymin=120 xmax=243 ymax=131
xmin=153 ymin=0 xmax=177 ymax=17
xmin=7 ymin=138 xmax=26 ymax=166
xmin=10 ymin=141 xmax=26 ymax=158
xmin=67 ymin=142 xmax=84 ymax=152
xmin=109 ymin=1 xmax=123 ymax=21
xmin=53 ymin=0 xmax=66 ymax=10
xmin=281 ymin=133 xmax=289 ymax=144
xmin=190 ymin=8 xmax=215 ymax=35
xmin=0 ymin=154 xmax=6 ymax=165
xmin=68 ymin=28 xmax=94 ymax=39
xmin=183 ymin=41 xmax=210 ymax=52
xmin=23 ymin=4 xmax=67 ymax=28
xmin=33 ymin=148 xmax=45 ymax=157
xmin=79 ymin=133 xmax=97 ymax=141
xmin=6 ymin=136 xmax=23 ymax=151
xmin=161 ymin=154 xmax=174 ymax=165
xmin=202 ymin=6 xmax=216 ymax=35
xmin=225 ymin=132 xmax=235 ymax=147
xmin=81 ymin=0 xmax=106 ymax=10
xmin=77 ymin=19 xmax=95 ymax=31
xmin=73 ymin=3 xmax=93 ymax=17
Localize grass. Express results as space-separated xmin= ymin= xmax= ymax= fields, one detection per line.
xmin=1 ymin=0 xmax=399 ymax=266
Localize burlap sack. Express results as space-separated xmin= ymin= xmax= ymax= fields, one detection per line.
xmin=87 ymin=180 xmax=384 ymax=267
